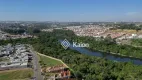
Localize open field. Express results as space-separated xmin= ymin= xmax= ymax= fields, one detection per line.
xmin=38 ymin=54 xmax=63 ymax=67
xmin=110 ymin=29 xmax=142 ymax=34
xmin=0 ymin=68 xmax=33 ymax=80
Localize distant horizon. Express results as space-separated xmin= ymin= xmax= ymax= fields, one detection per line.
xmin=0 ymin=20 xmax=142 ymax=23
xmin=0 ymin=0 xmax=142 ymax=22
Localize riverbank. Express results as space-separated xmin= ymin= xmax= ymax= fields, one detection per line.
xmin=68 ymin=45 xmax=142 ymax=65
xmin=88 ymin=47 xmax=142 ymax=60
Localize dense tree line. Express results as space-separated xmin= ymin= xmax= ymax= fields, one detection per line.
xmin=2 ymin=29 xmax=26 ymax=34
xmin=1 ymin=28 xmax=40 ymax=35
xmin=74 ymin=36 xmax=142 ymax=59
xmin=0 ymin=30 xmax=142 ymax=80
xmin=32 ymin=30 xmax=142 ymax=80
xmin=131 ymin=39 xmax=142 ymax=47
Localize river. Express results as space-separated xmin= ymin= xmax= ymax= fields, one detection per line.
xmin=60 ymin=40 xmax=142 ymax=65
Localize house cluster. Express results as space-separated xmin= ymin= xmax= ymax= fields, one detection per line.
xmin=65 ymin=25 xmax=109 ymax=37
xmin=65 ymin=25 xmax=142 ymax=40
xmin=102 ymin=32 xmax=125 ymax=39
xmin=115 ymin=33 xmax=142 ymax=44
xmin=117 ymin=33 xmax=142 ymax=40
xmin=9 ymin=34 xmax=35 ymax=39
xmin=41 ymin=65 xmax=71 ymax=80
xmin=0 ymin=30 xmax=35 ymax=40
xmin=0 ymin=30 xmax=8 ymax=40
xmin=41 ymin=29 xmax=54 ymax=32
xmin=0 ymin=44 xmax=32 ymax=71
xmin=41 ymin=27 xmax=63 ymax=32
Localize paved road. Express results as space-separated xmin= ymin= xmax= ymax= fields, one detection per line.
xmin=31 ymin=48 xmax=43 ymax=80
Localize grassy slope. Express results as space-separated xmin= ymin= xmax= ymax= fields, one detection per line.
xmin=38 ymin=54 xmax=63 ymax=67
xmin=0 ymin=68 xmax=33 ymax=80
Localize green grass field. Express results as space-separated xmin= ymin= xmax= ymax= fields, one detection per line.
xmin=0 ymin=68 xmax=33 ymax=80
xmin=38 ymin=54 xmax=63 ymax=67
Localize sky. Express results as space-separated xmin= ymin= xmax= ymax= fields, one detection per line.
xmin=0 ymin=0 xmax=142 ymax=22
